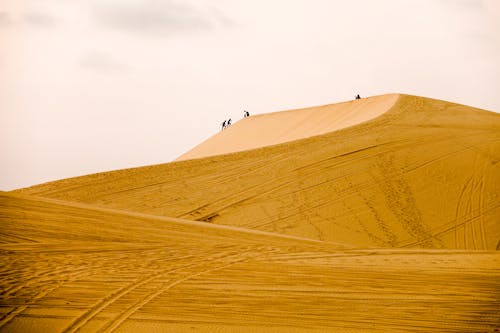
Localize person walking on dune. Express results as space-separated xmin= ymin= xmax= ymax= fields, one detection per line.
xmin=227 ymin=118 xmax=232 ymax=127
xmin=221 ymin=120 xmax=226 ymax=131
xmin=244 ymin=110 xmax=250 ymax=118
xmin=355 ymin=94 xmax=361 ymax=100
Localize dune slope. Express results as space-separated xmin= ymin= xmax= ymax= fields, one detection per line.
xmin=1 ymin=192 xmax=499 ymax=333
xmin=176 ymin=94 xmax=399 ymax=160
xmin=15 ymin=94 xmax=500 ymax=249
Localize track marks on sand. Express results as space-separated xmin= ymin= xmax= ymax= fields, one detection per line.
xmin=375 ymin=153 xmax=435 ymax=248
xmin=0 ymin=266 xmax=89 ymax=329
xmin=62 ymin=250 xmax=252 ymax=333
xmin=97 ymin=251 xmax=262 ymax=333
xmin=0 ymin=282 xmax=63 ymax=328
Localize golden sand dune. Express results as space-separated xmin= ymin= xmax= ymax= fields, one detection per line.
xmin=1 ymin=192 xmax=499 ymax=332
xmin=16 ymin=95 xmax=500 ymax=250
xmin=176 ymin=94 xmax=399 ymax=161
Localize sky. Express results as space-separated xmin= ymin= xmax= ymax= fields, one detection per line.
xmin=1 ymin=0 xmax=499 ymax=190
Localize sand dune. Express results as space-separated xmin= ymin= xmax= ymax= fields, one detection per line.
xmin=1 ymin=192 xmax=499 ymax=332
xmin=3 ymin=94 xmax=500 ymax=332
xmin=15 ymin=94 xmax=500 ymax=249
xmin=176 ymin=94 xmax=399 ymax=161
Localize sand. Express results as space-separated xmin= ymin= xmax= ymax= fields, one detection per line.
xmin=3 ymin=94 xmax=500 ymax=332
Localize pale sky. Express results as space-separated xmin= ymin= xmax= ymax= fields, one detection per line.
xmin=1 ymin=0 xmax=499 ymax=190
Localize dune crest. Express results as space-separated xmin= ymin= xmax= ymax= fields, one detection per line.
xmin=176 ymin=94 xmax=399 ymax=161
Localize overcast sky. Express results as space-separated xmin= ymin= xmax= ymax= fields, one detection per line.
xmin=1 ymin=0 xmax=499 ymax=190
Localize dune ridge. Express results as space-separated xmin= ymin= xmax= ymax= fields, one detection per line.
xmin=1 ymin=192 xmax=342 ymax=247
xmin=176 ymin=94 xmax=399 ymax=161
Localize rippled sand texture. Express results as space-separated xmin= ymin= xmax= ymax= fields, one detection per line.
xmin=3 ymin=94 xmax=500 ymax=332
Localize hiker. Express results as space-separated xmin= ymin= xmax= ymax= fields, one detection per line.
xmin=244 ymin=110 xmax=250 ymax=118
xmin=227 ymin=118 xmax=232 ymax=127
xmin=355 ymin=94 xmax=361 ymax=100
xmin=221 ymin=120 xmax=226 ymax=131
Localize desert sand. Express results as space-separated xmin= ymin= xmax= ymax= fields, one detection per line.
xmin=2 ymin=94 xmax=500 ymax=332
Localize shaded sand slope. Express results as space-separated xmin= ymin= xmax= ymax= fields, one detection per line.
xmin=1 ymin=192 xmax=500 ymax=333
xmin=176 ymin=94 xmax=399 ymax=161
xmin=0 ymin=193 xmax=336 ymax=248
xmin=16 ymin=95 xmax=500 ymax=249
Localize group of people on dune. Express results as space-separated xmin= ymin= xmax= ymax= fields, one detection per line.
xmin=221 ymin=110 xmax=250 ymax=130
xmin=220 ymin=96 xmax=360 ymax=131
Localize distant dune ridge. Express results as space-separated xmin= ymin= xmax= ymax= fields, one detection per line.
xmin=2 ymin=94 xmax=500 ymax=332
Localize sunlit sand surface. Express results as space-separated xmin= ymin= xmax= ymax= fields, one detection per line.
xmin=176 ymin=94 xmax=399 ymax=161
xmin=2 ymin=94 xmax=500 ymax=332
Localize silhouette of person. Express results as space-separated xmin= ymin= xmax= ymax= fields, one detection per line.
xmin=227 ymin=118 xmax=232 ymax=127
xmin=222 ymin=120 xmax=226 ymax=130
xmin=244 ymin=111 xmax=250 ymax=117
xmin=355 ymin=94 xmax=361 ymax=100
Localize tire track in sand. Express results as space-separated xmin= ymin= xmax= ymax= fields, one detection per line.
xmin=61 ymin=253 xmax=200 ymax=333
xmin=62 ymin=250 xmax=245 ymax=333
xmin=98 ymin=251 xmax=259 ymax=333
